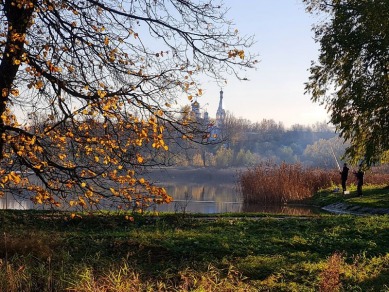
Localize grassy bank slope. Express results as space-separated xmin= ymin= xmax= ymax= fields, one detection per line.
xmin=0 ymin=210 xmax=388 ymax=291
xmin=311 ymin=184 xmax=389 ymax=209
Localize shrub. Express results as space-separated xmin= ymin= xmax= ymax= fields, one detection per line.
xmin=319 ymin=252 xmax=343 ymax=292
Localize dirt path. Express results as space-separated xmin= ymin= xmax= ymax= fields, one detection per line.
xmin=322 ymin=202 xmax=389 ymax=215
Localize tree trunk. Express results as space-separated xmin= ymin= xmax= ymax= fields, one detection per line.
xmin=0 ymin=0 xmax=35 ymax=158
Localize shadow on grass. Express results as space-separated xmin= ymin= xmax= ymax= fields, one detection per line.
xmin=0 ymin=209 xmax=389 ymax=290
xmin=310 ymin=184 xmax=389 ymax=209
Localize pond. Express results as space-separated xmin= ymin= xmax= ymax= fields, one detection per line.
xmin=146 ymin=167 xmax=323 ymax=215
xmin=151 ymin=183 xmax=323 ymax=215
xmin=0 ymin=167 xmax=324 ymax=215
xmin=0 ymin=183 xmax=322 ymax=215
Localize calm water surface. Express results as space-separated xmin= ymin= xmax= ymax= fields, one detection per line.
xmin=151 ymin=183 xmax=322 ymax=215
xmin=0 ymin=182 xmax=322 ymax=215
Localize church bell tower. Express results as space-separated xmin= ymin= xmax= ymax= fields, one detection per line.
xmin=216 ymin=89 xmax=226 ymax=125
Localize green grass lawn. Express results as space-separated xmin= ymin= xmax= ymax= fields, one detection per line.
xmin=0 ymin=207 xmax=388 ymax=291
xmin=310 ymin=184 xmax=389 ymax=209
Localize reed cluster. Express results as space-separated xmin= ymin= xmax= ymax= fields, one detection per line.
xmin=361 ymin=171 xmax=389 ymax=185
xmin=238 ymin=162 xmax=338 ymax=204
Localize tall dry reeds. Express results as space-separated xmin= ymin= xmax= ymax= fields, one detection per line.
xmin=359 ymin=171 xmax=389 ymax=185
xmin=238 ymin=162 xmax=339 ymax=204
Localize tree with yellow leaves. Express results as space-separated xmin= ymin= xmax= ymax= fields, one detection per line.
xmin=0 ymin=0 xmax=256 ymax=210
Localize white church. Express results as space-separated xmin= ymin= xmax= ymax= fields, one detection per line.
xmin=191 ymin=89 xmax=226 ymax=142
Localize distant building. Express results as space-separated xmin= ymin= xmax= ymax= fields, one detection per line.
xmin=190 ymin=89 xmax=226 ymax=142
xmin=215 ymin=89 xmax=226 ymax=127
xmin=191 ymin=101 xmax=201 ymax=120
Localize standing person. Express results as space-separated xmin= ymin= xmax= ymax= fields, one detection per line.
xmin=340 ymin=163 xmax=349 ymax=194
xmin=355 ymin=168 xmax=364 ymax=196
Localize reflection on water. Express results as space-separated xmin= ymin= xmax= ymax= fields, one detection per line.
xmin=1 ymin=183 xmax=321 ymax=215
xmin=152 ymin=183 xmax=321 ymax=215
xmin=0 ymin=194 xmax=32 ymax=210
xmin=151 ymin=183 xmax=241 ymax=213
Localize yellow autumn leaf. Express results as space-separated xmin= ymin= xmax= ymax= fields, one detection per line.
xmin=10 ymin=88 xmax=19 ymax=96
xmin=97 ymin=90 xmax=107 ymax=98
xmin=33 ymin=164 xmax=42 ymax=170
xmin=104 ymin=36 xmax=109 ymax=46
xmin=58 ymin=153 xmax=66 ymax=160
xmin=35 ymin=80 xmax=44 ymax=89
xmin=2 ymin=89 xmax=8 ymax=97
xmin=109 ymin=187 xmax=119 ymax=196
xmin=78 ymin=196 xmax=86 ymax=207
xmin=9 ymin=171 xmax=21 ymax=184
xmin=30 ymin=136 xmax=36 ymax=145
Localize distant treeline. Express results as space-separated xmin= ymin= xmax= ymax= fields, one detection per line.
xmin=160 ymin=117 xmax=348 ymax=169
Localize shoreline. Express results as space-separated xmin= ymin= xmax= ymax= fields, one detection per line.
xmin=145 ymin=167 xmax=389 ymax=215
xmin=322 ymin=202 xmax=389 ymax=215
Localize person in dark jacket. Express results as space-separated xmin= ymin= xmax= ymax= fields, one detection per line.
xmin=340 ymin=163 xmax=349 ymax=194
xmin=354 ymin=168 xmax=364 ymax=196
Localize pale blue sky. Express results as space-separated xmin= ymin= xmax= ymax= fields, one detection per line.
xmin=200 ymin=0 xmax=329 ymax=127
